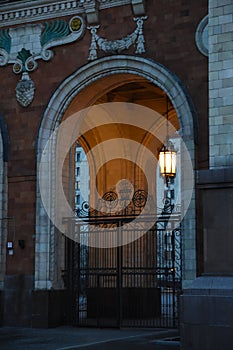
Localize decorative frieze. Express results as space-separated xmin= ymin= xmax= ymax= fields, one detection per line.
xmin=0 ymin=16 xmax=85 ymax=107
xmin=88 ymin=16 xmax=147 ymax=60
xmin=0 ymin=0 xmax=132 ymax=27
xmin=0 ymin=0 xmax=147 ymax=107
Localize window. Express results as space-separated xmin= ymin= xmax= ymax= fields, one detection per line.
xmin=76 ymin=152 xmax=81 ymax=162
xmin=76 ymin=167 xmax=80 ymax=176
xmin=76 ymin=194 xmax=80 ymax=205
xmin=76 ymin=181 xmax=80 ymax=190
xmin=171 ymin=189 xmax=175 ymax=200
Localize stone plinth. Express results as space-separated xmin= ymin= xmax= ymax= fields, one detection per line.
xmin=180 ymin=276 xmax=233 ymax=350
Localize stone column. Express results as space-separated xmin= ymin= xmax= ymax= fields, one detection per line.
xmin=181 ymin=1 xmax=233 ymax=349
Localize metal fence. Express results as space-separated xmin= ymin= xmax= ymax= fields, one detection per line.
xmin=64 ymin=190 xmax=182 ymax=328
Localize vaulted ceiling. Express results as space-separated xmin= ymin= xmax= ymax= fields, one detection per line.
xmin=96 ymin=80 xmax=179 ymax=131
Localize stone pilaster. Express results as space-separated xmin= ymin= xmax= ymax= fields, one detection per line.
xmin=181 ymin=1 xmax=233 ymax=349
xmin=209 ymin=0 xmax=233 ymax=168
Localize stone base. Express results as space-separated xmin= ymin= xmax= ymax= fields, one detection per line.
xmin=2 ymin=275 xmax=69 ymax=327
xmin=180 ymin=276 xmax=233 ymax=350
xmin=32 ymin=289 xmax=69 ymax=328
xmin=0 ymin=290 xmax=3 ymax=326
xmin=3 ymin=274 xmax=34 ymax=326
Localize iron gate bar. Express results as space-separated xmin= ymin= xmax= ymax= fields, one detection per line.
xmin=64 ymin=189 xmax=182 ymax=329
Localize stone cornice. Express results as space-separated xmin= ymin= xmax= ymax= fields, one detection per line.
xmin=0 ymin=0 xmax=132 ymax=27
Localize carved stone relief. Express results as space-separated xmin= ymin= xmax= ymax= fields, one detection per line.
xmin=0 ymin=16 xmax=85 ymax=107
xmin=88 ymin=16 xmax=147 ymax=60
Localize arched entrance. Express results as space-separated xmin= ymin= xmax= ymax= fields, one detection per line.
xmin=36 ymin=55 xmax=197 ymax=325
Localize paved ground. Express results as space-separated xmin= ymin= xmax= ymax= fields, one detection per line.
xmin=0 ymin=326 xmax=180 ymax=350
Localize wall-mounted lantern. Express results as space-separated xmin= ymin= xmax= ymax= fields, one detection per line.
xmin=159 ymin=96 xmax=177 ymax=183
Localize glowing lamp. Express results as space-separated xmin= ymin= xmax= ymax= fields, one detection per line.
xmin=159 ymin=141 xmax=177 ymax=178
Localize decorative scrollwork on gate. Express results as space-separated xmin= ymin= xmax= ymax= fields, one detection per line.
xmin=75 ymin=201 xmax=97 ymax=217
xmin=132 ymin=189 xmax=147 ymax=208
xmin=102 ymin=191 xmax=118 ymax=206
xmin=75 ymin=189 xmax=149 ymax=218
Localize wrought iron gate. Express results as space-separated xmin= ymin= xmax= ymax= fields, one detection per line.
xmin=65 ymin=190 xmax=182 ymax=328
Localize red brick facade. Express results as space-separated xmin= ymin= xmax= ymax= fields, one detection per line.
xmin=0 ymin=0 xmax=208 ymax=326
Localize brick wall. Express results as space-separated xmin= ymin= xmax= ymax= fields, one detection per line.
xmin=0 ymin=0 xmax=208 ymax=275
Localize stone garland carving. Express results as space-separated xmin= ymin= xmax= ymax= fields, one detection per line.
xmin=0 ymin=16 xmax=85 ymax=107
xmin=88 ymin=16 xmax=147 ymax=61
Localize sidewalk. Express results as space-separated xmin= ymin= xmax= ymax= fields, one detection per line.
xmin=0 ymin=326 xmax=180 ymax=350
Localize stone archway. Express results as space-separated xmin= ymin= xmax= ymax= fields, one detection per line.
xmin=36 ymin=55 xmax=197 ymax=289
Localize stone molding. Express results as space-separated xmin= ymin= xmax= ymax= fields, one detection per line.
xmin=196 ymin=168 xmax=233 ymax=188
xmin=0 ymin=0 xmax=132 ymax=27
xmin=195 ymin=15 xmax=208 ymax=57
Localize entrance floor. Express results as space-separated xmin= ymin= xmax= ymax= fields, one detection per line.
xmin=0 ymin=326 xmax=179 ymax=350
